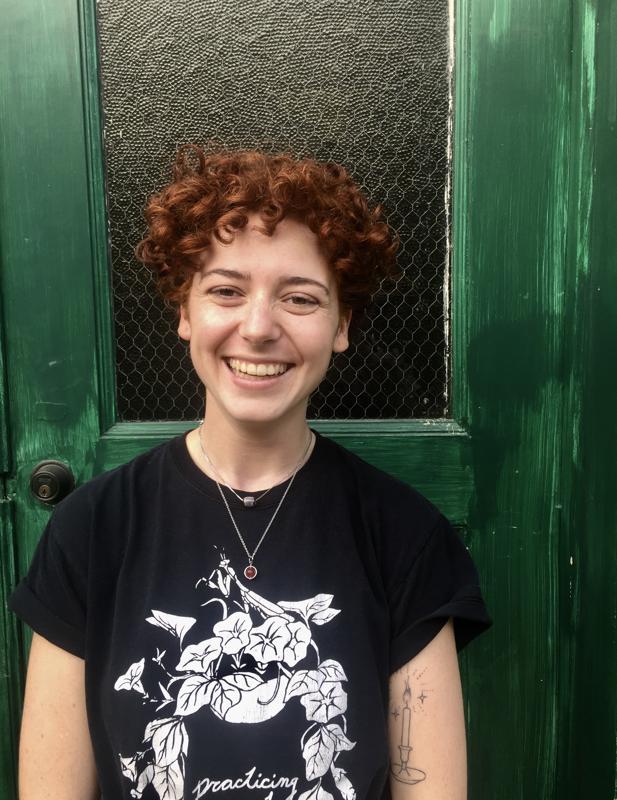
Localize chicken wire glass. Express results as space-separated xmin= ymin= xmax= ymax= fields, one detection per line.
xmin=96 ymin=0 xmax=451 ymax=420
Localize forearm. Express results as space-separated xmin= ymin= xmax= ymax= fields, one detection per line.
xmin=18 ymin=634 xmax=100 ymax=800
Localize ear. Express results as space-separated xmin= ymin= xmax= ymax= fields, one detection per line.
xmin=178 ymin=303 xmax=191 ymax=341
xmin=333 ymin=309 xmax=352 ymax=353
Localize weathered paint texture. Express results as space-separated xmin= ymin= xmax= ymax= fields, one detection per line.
xmin=453 ymin=0 xmax=617 ymax=798
xmin=555 ymin=2 xmax=617 ymax=796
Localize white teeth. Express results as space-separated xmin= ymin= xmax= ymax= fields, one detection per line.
xmin=228 ymin=359 xmax=288 ymax=377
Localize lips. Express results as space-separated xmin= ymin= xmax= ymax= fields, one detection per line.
xmin=226 ymin=358 xmax=291 ymax=377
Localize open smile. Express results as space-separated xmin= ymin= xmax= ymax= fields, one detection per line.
xmin=225 ymin=358 xmax=294 ymax=380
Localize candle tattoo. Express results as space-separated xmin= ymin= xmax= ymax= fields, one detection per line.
xmin=402 ymin=679 xmax=412 ymax=747
xmin=390 ymin=673 xmax=427 ymax=785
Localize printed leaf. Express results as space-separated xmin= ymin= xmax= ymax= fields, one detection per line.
xmin=119 ymin=754 xmax=138 ymax=782
xmin=303 ymin=726 xmax=336 ymax=780
xmin=326 ymin=723 xmax=356 ymax=752
xmin=245 ymin=616 xmax=291 ymax=663
xmin=298 ymin=782 xmax=335 ymax=800
xmin=318 ymin=659 xmax=347 ymax=683
xmin=152 ymin=759 xmax=184 ymax=800
xmin=114 ymin=658 xmax=146 ymax=694
xmin=279 ymin=593 xmax=334 ymax=621
xmin=282 ymin=621 xmax=312 ymax=667
xmin=213 ymin=611 xmax=253 ymax=655
xmin=285 ymin=669 xmax=322 ymax=701
xmin=331 ymin=765 xmax=356 ymax=800
xmin=311 ymin=607 xmax=341 ymax=626
xmin=176 ymin=637 xmax=222 ymax=673
xmin=146 ymin=610 xmax=196 ymax=646
xmin=221 ymin=671 xmax=263 ymax=691
xmin=209 ymin=679 xmax=242 ymax=720
xmin=144 ymin=718 xmax=188 ymax=767
xmin=175 ymin=675 xmax=216 ymax=717
xmin=301 ymin=682 xmax=348 ymax=724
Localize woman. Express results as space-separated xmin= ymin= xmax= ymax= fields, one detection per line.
xmin=10 ymin=147 xmax=491 ymax=799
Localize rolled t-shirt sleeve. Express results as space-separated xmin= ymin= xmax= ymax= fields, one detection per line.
xmin=9 ymin=493 xmax=90 ymax=659
xmin=388 ymin=515 xmax=492 ymax=674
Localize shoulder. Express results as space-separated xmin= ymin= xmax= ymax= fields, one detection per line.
xmin=315 ymin=432 xmax=441 ymax=523
xmin=314 ymin=433 xmax=444 ymax=570
xmin=59 ymin=436 xmax=177 ymax=509
xmin=46 ymin=436 xmax=180 ymax=550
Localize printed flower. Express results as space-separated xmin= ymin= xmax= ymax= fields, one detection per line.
xmin=244 ymin=615 xmax=291 ymax=663
xmin=300 ymin=680 xmax=348 ymax=724
xmin=282 ymin=621 xmax=312 ymax=667
xmin=176 ymin=636 xmax=222 ymax=673
xmin=213 ymin=611 xmax=253 ymax=655
xmin=114 ymin=658 xmax=146 ymax=695
xmin=146 ymin=610 xmax=196 ymax=646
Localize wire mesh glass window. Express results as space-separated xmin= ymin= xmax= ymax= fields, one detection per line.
xmin=96 ymin=0 xmax=451 ymax=420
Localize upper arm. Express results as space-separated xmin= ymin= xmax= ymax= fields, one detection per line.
xmin=18 ymin=632 xmax=99 ymax=800
xmin=388 ymin=618 xmax=467 ymax=800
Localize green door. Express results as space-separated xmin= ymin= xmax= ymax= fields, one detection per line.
xmin=1 ymin=0 xmax=616 ymax=798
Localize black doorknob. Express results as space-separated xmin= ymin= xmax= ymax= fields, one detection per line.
xmin=29 ymin=461 xmax=75 ymax=505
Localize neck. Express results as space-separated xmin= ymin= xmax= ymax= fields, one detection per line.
xmin=188 ymin=410 xmax=312 ymax=492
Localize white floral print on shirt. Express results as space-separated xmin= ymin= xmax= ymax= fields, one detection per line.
xmin=115 ymin=551 xmax=356 ymax=800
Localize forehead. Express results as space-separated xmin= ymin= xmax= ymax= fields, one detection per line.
xmin=202 ymin=213 xmax=329 ymax=272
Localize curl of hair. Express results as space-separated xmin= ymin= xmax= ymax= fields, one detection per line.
xmin=135 ymin=145 xmax=400 ymax=332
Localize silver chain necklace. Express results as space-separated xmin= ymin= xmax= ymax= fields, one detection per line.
xmin=197 ymin=426 xmax=313 ymax=580
xmin=199 ymin=422 xmax=274 ymax=508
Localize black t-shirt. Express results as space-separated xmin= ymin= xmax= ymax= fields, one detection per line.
xmin=9 ymin=431 xmax=491 ymax=800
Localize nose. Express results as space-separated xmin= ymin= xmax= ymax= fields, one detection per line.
xmin=237 ymin=294 xmax=281 ymax=344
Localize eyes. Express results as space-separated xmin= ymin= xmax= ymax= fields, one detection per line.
xmin=206 ymin=286 xmax=321 ymax=312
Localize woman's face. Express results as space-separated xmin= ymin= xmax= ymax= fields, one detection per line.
xmin=178 ymin=213 xmax=350 ymax=430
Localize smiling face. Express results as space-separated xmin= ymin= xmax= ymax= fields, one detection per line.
xmin=178 ymin=213 xmax=350 ymax=433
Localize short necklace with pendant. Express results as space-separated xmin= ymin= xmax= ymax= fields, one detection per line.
xmin=198 ymin=425 xmax=313 ymax=580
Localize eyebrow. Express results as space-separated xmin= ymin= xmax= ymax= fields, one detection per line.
xmin=200 ymin=268 xmax=330 ymax=295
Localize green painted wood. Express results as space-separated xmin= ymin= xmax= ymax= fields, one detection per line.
xmin=452 ymin=1 xmax=572 ymax=797
xmin=0 ymin=0 xmax=102 ymax=558
xmin=555 ymin=2 xmax=617 ymax=796
xmin=0 ymin=259 xmax=19 ymax=797
xmin=77 ymin=0 xmax=118 ymax=431
xmin=0 ymin=496 xmax=20 ymax=798
xmin=0 ymin=2 xmax=106 ymax=796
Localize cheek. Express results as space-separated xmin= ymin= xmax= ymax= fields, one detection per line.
xmin=190 ymin=308 xmax=237 ymax=344
xmin=300 ymin=322 xmax=342 ymax=365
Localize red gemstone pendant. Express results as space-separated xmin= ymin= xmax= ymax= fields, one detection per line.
xmin=244 ymin=564 xmax=258 ymax=580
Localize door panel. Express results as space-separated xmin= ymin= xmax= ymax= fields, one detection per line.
xmin=2 ymin=0 xmax=615 ymax=799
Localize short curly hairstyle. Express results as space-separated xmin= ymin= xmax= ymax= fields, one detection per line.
xmin=135 ymin=145 xmax=399 ymax=332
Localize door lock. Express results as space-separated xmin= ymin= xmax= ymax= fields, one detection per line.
xmin=29 ymin=461 xmax=75 ymax=505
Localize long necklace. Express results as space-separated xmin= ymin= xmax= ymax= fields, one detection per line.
xmin=198 ymin=427 xmax=313 ymax=580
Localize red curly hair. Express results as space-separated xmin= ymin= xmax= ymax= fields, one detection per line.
xmin=135 ymin=146 xmax=399 ymax=331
